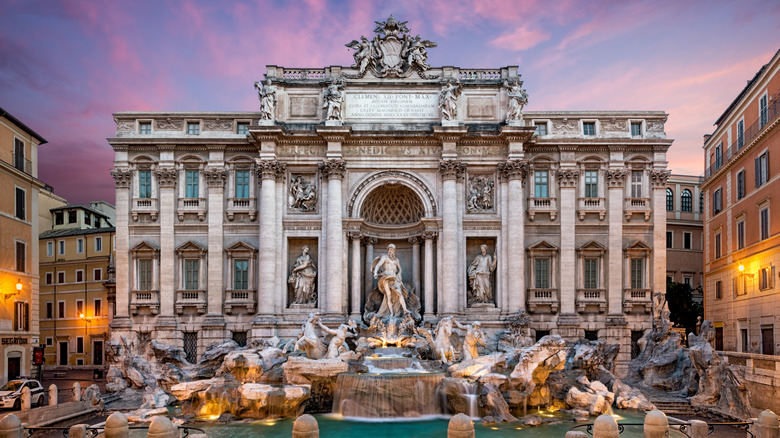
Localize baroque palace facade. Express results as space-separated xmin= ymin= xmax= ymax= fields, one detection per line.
xmin=109 ymin=18 xmax=671 ymax=373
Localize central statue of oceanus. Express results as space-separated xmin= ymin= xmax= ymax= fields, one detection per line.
xmin=363 ymin=244 xmax=422 ymax=321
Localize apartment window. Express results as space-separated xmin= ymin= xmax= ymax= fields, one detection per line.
xmin=138 ymin=170 xmax=152 ymax=198
xmin=737 ymin=220 xmax=745 ymax=250
xmin=15 ymin=242 xmax=25 ymax=272
xmin=183 ymin=332 xmax=198 ymax=363
xmin=57 ymin=272 xmax=65 ymax=284
xmin=737 ymin=120 xmax=745 ymax=149
xmin=139 ymin=122 xmax=152 ymax=134
xmin=631 ymin=170 xmax=642 ymax=198
xmin=46 ymin=302 xmax=53 ymax=320
xmin=14 ymin=302 xmax=29 ymax=332
xmin=14 ymin=138 xmax=25 ymax=171
xmin=534 ymin=258 xmax=550 ymax=289
xmin=630 ymin=258 xmax=644 ymax=289
xmin=232 ymin=331 xmax=248 ymax=348
xmin=68 ymin=210 xmax=77 ymax=223
xmin=46 ymin=338 xmax=53 ymax=346
xmin=234 ymin=260 xmax=249 ymax=290
xmin=84 ymin=213 xmax=91 ymax=225
xmin=715 ymin=144 xmax=722 ymax=169
xmin=699 ymin=192 xmax=704 ymax=213
xmin=94 ymin=299 xmax=102 ymax=317
xmin=712 ymin=188 xmax=722 ymax=215
xmin=15 ymin=187 xmax=25 ymax=220
xmin=77 ymin=337 xmax=84 ymax=354
xmin=93 ymin=268 xmax=102 ymax=281
xmin=237 ymin=122 xmax=249 ymax=135
xmin=95 ymin=236 xmax=103 ymax=252
xmin=534 ymin=170 xmax=548 ymax=198
xmin=138 ymin=259 xmax=152 ymax=290
xmin=666 ymin=188 xmax=674 ymax=211
xmin=684 ymin=232 xmax=692 ymax=250
xmin=666 ymin=231 xmax=673 ymax=248
xmin=755 ymin=151 xmax=770 ymax=187
xmin=715 ymin=232 xmax=722 ymax=258
xmin=94 ymin=216 xmax=99 ymax=227
xmin=55 ymin=212 xmax=64 ymax=225
xmin=759 ymin=94 xmax=768 ymax=129
xmin=584 ymin=258 xmax=598 ymax=289
xmin=184 ymin=259 xmax=199 ymax=290
xmin=630 ymin=121 xmax=642 ymax=136
xmin=76 ymin=300 xmax=84 ymax=317
xmin=185 ymin=170 xmax=199 ymax=198
xmin=76 ymin=270 xmax=84 ymax=283
xmin=77 ymin=238 xmax=84 ymax=254
xmin=534 ymin=122 xmax=548 ymax=136
xmin=681 ymin=189 xmax=692 ymax=212
xmin=759 ymin=266 xmax=775 ymax=290
xmin=47 ymin=241 xmax=54 ymax=257
xmin=45 ymin=273 xmax=53 ymax=285
xmin=582 ymin=121 xmax=595 ymax=136
xmin=715 ymin=280 xmax=722 ymax=299
xmin=57 ymin=301 xmax=65 ymax=319
xmin=584 ymin=170 xmax=598 ymax=198
xmin=740 ymin=327 xmax=749 ymax=353
xmin=235 ymin=170 xmax=250 ymax=199
xmin=736 ymin=170 xmax=745 ymax=200
xmin=187 ymin=122 xmax=200 ymax=135
xmin=684 ymin=276 xmax=692 ymax=286
xmin=760 ymin=207 xmax=770 ymax=240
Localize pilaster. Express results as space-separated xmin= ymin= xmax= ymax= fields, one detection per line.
xmin=110 ymin=168 xmax=133 ymax=333
xmin=320 ymin=159 xmax=347 ymax=316
xmin=558 ymin=169 xmax=578 ymax=315
xmin=205 ymin=167 xmax=226 ymax=316
xmin=439 ymin=160 xmax=465 ymax=315
xmin=498 ymin=160 xmax=527 ymax=312
xmin=606 ymin=169 xmax=627 ymax=315
xmin=156 ymin=166 xmax=177 ymax=317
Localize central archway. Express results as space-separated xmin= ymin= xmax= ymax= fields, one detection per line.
xmin=348 ymin=170 xmax=437 ymax=219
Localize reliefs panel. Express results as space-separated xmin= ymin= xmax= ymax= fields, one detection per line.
xmin=466 ymin=175 xmax=495 ymax=213
xmin=288 ymin=174 xmax=318 ymax=213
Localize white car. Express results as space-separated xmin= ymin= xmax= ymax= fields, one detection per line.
xmin=0 ymin=380 xmax=45 ymax=409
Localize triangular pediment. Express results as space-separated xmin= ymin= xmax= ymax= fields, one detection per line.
xmin=130 ymin=241 xmax=159 ymax=255
xmin=527 ymin=240 xmax=558 ymax=251
xmin=578 ymin=240 xmax=607 ymax=253
xmin=176 ymin=241 xmax=207 ymax=254
xmin=226 ymin=241 xmax=256 ymax=252
xmin=625 ymin=240 xmax=651 ymax=250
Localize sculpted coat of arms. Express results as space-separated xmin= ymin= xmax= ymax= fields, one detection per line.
xmin=345 ymin=15 xmax=438 ymax=79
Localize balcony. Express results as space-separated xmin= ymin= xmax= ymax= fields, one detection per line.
xmin=12 ymin=154 xmax=32 ymax=175
xmin=177 ymin=198 xmax=207 ymax=221
xmin=129 ymin=290 xmax=160 ymax=315
xmin=527 ymin=198 xmax=558 ymax=221
xmin=227 ymin=198 xmax=257 ymax=221
xmin=527 ymin=288 xmax=559 ymax=313
xmin=623 ymin=288 xmax=652 ymax=314
xmin=577 ymin=197 xmax=606 ymax=220
xmin=223 ymin=289 xmax=257 ymax=314
xmin=132 ymin=198 xmax=159 ymax=221
xmin=624 ymin=198 xmax=651 ymax=221
xmin=576 ymin=289 xmax=607 ymax=313
xmin=175 ymin=289 xmax=207 ymax=315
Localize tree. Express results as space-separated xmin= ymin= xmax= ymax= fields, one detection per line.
xmin=665 ymin=281 xmax=704 ymax=334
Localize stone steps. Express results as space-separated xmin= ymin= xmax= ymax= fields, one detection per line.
xmin=649 ymin=399 xmax=697 ymax=416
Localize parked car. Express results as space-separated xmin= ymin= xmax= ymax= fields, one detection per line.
xmin=0 ymin=379 xmax=45 ymax=409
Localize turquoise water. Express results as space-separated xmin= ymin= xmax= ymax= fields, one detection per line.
xmin=194 ymin=410 xmax=648 ymax=437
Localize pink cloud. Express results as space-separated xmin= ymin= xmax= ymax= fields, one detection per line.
xmin=490 ymin=25 xmax=550 ymax=51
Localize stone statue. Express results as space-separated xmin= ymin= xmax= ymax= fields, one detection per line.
xmin=294 ymin=313 xmax=327 ymax=359
xmin=401 ymin=34 xmax=436 ymax=72
xmin=289 ymin=175 xmax=316 ymax=211
xmin=372 ymin=244 xmax=410 ymax=317
xmin=454 ymin=320 xmax=486 ymax=361
xmin=345 ymin=36 xmax=374 ymax=75
xmin=433 ymin=316 xmax=457 ymax=364
xmin=466 ymin=176 xmax=494 ymax=212
xmin=467 ymin=245 xmax=496 ymax=305
xmin=505 ymin=80 xmax=528 ymax=122
xmin=439 ymin=79 xmax=461 ymax=121
xmin=322 ymin=79 xmax=344 ymax=121
xmin=318 ymin=319 xmax=357 ymax=359
xmin=254 ymin=81 xmax=277 ymax=120
xmin=289 ymin=246 xmax=317 ymax=305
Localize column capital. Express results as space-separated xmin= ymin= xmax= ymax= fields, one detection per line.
xmin=362 ymin=236 xmax=378 ymax=246
xmin=498 ymin=159 xmax=527 ymax=181
xmin=557 ymin=169 xmax=579 ymax=188
xmin=347 ymin=230 xmax=363 ymax=240
xmin=606 ymin=169 xmax=627 ymax=188
xmin=408 ymin=236 xmax=422 ymax=245
xmin=438 ymin=160 xmax=466 ymax=181
xmin=204 ymin=168 xmax=227 ymax=187
xmin=110 ymin=168 xmax=132 ymax=188
xmin=256 ymin=159 xmax=284 ymax=180
xmin=650 ymin=169 xmax=671 ymax=188
xmin=421 ymin=230 xmax=438 ymax=240
xmin=319 ymin=159 xmax=346 ymax=180
xmin=155 ymin=167 xmax=177 ymax=188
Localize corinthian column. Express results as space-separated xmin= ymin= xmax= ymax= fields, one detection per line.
xmin=422 ymin=230 xmax=437 ymax=319
xmin=651 ymin=169 xmax=671 ymax=302
xmin=110 ymin=168 xmax=133 ymax=330
xmin=439 ymin=160 xmax=465 ymax=315
xmin=257 ymin=160 xmax=280 ymax=317
xmin=606 ymin=169 xmax=627 ymax=315
xmin=319 ymin=159 xmax=346 ymax=316
xmin=156 ymin=166 xmax=177 ymax=317
xmin=498 ymin=160 xmax=527 ymax=311
xmin=558 ymin=169 xmax=578 ymax=315
xmin=205 ymin=167 xmax=227 ymax=315
xmin=349 ymin=231 xmax=362 ymax=320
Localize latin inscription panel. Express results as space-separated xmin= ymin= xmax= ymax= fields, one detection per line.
xmin=345 ymin=93 xmax=439 ymax=120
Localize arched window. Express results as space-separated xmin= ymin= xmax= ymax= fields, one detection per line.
xmin=666 ymin=188 xmax=674 ymax=211
xmin=699 ymin=192 xmax=704 ymax=213
xmin=681 ymin=189 xmax=692 ymax=212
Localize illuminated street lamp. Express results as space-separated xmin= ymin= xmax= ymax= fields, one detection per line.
xmin=4 ymin=279 xmax=22 ymax=300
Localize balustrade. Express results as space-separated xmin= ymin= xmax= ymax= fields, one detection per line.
xmin=224 ymin=289 xmax=257 ymax=314
xmin=577 ymin=197 xmax=606 ymax=220
xmin=527 ymin=288 xmax=560 ymax=313
xmin=175 ymin=289 xmax=207 ymax=314
xmin=527 ymin=197 xmax=558 ymax=221
xmin=129 ymin=290 xmax=160 ymax=315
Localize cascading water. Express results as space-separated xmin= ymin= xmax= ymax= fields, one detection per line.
xmin=333 ymin=371 xmax=446 ymax=418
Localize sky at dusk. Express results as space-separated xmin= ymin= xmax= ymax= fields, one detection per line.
xmin=2 ymin=0 xmax=779 ymax=205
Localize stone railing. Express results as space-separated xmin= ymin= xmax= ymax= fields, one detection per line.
xmin=624 ymin=197 xmax=651 ymax=221
xmin=527 ymin=288 xmax=559 ymax=313
xmin=175 ymin=289 xmax=207 ymax=315
xmin=457 ymin=69 xmax=503 ymax=80
xmin=577 ymin=197 xmax=606 ymax=220
xmin=131 ymin=198 xmax=158 ymax=221
xmin=576 ymin=288 xmax=607 ymax=313
xmin=718 ymin=351 xmax=780 ymax=414
xmin=527 ymin=197 xmax=558 ymax=221
xmin=623 ymin=288 xmax=652 ymax=314
xmin=129 ymin=290 xmax=159 ymax=315
xmin=177 ymin=198 xmax=207 ymax=221
xmin=223 ymin=289 xmax=257 ymax=314
xmin=227 ymin=197 xmax=257 ymax=221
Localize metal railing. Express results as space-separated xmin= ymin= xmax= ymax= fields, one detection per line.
xmin=570 ymin=420 xmax=753 ymax=437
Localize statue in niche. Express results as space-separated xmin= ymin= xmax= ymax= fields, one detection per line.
xmin=455 ymin=320 xmax=486 ymax=361
xmin=293 ymin=313 xmax=327 ymax=359
xmin=504 ymin=79 xmax=528 ymax=122
xmin=289 ymin=246 xmax=317 ymax=305
xmin=468 ymin=244 xmax=497 ymax=306
xmin=322 ymin=79 xmax=345 ymax=121
xmin=363 ymin=244 xmax=422 ymax=321
xmin=254 ymin=81 xmax=277 ymax=120
xmin=318 ymin=318 xmax=357 ymax=359
xmin=289 ymin=175 xmax=316 ymax=211
xmin=466 ymin=176 xmax=494 ymax=212
xmin=438 ymin=78 xmax=461 ymax=121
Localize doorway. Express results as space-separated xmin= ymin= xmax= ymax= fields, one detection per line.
xmin=7 ymin=357 xmax=20 ymax=381
xmin=58 ymin=341 xmax=68 ymax=366
xmin=93 ymin=341 xmax=103 ymax=366
xmin=762 ymin=325 xmax=775 ymax=355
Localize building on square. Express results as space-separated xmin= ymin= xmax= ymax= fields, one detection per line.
xmin=39 ymin=203 xmax=115 ymax=370
xmin=702 ymin=49 xmax=780 ymax=355
xmin=108 ymin=17 xmax=672 ymax=375
xmin=665 ymin=174 xmax=704 ymax=302
xmin=0 ymin=107 xmax=47 ymax=383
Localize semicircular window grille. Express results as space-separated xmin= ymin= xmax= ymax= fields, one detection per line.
xmin=361 ymin=184 xmax=424 ymax=225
